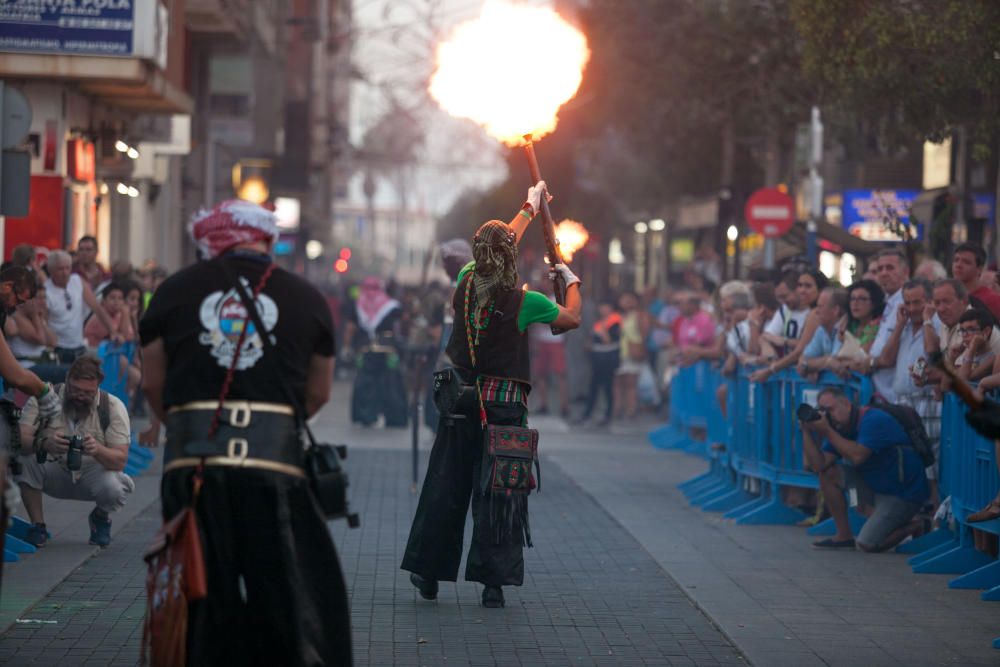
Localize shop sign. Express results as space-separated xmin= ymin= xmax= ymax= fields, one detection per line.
xmin=67 ymin=138 xmax=95 ymax=182
xmin=0 ymin=1 xmax=134 ymax=57
xmin=841 ymin=189 xmax=921 ymax=242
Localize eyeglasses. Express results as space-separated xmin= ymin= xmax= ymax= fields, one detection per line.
xmin=64 ymin=291 xmax=72 ymax=311
xmin=959 ymin=327 xmax=982 ymax=336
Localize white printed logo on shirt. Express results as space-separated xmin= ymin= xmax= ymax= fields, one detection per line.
xmin=198 ymin=279 xmax=279 ymax=370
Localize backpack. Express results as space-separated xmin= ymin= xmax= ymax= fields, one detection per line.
xmin=868 ymin=397 xmax=935 ymax=467
xmin=53 ymin=384 xmax=111 ymax=432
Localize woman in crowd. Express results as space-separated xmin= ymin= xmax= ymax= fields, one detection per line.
xmin=614 ymin=292 xmax=649 ymax=421
xmin=84 ymin=283 xmax=133 ymax=347
xmin=7 ymin=284 xmax=66 ymax=383
xmin=844 ymin=279 xmax=885 ymax=352
xmin=749 ymin=269 xmax=828 ymax=382
xmin=579 ymin=299 xmax=621 ymax=426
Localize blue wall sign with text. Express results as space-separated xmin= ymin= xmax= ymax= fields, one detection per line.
xmin=0 ymin=1 xmax=134 ymax=57
xmin=841 ymin=189 xmax=921 ymax=242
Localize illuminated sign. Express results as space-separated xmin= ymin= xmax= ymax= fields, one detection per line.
xmin=841 ymin=189 xmax=921 ymax=242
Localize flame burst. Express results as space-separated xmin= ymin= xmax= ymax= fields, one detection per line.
xmin=554 ymin=219 xmax=589 ymax=261
xmin=429 ymin=2 xmax=589 ymax=146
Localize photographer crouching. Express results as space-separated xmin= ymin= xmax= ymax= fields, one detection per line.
xmin=15 ymin=355 xmax=134 ymax=548
xmin=800 ymin=386 xmax=929 ymax=552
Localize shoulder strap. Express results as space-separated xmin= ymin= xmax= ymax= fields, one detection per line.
xmin=98 ymin=390 xmax=110 ymax=432
xmin=217 ymin=258 xmax=319 ymax=448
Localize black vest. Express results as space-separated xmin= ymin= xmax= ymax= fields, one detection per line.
xmin=445 ymin=274 xmax=531 ymax=385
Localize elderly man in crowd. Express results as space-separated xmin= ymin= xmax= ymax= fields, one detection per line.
xmin=870 ymin=279 xmax=941 ymax=505
xmin=853 ymin=248 xmax=910 ymax=401
xmin=801 ymin=386 xmax=929 ymax=552
xmin=797 ymin=287 xmax=848 ymax=379
xmin=44 ymin=250 xmax=116 ymax=363
xmin=923 ymin=278 xmax=975 ymax=375
xmin=16 ymin=355 xmax=133 ymax=547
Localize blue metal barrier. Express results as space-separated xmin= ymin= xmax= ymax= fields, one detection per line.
xmin=96 ymin=341 xmax=153 ymax=477
xmin=657 ymin=360 xmax=1000 ymax=649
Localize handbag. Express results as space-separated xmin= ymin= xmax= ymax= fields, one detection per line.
xmin=220 ymin=259 xmax=359 ymax=526
xmin=483 ymin=424 xmax=540 ymax=494
xmin=141 ymin=482 xmax=208 ymax=667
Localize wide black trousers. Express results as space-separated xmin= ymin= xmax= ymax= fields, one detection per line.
xmin=161 ymin=467 xmax=352 ymax=666
xmin=351 ymin=351 xmax=408 ymax=427
xmin=401 ymin=401 xmax=528 ymax=587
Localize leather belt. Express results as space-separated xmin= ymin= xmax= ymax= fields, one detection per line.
xmin=169 ymin=400 xmax=294 ymax=428
xmin=164 ymin=457 xmax=305 ymax=478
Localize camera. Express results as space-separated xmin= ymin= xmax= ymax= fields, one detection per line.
xmin=796 ymin=403 xmax=823 ymax=423
xmin=66 ymin=435 xmax=83 ymax=471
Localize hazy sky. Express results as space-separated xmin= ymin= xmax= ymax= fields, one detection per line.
xmin=346 ymin=0 xmax=552 ymax=217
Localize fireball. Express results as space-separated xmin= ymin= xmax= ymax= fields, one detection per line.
xmin=554 ymin=219 xmax=589 ymax=262
xmin=429 ymin=2 xmax=590 ymax=146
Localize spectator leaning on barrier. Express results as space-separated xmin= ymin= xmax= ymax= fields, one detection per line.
xmin=749 ymin=270 xmax=828 ymax=383
xmin=951 ymin=242 xmax=1000 ymax=321
xmin=16 ymin=355 xmax=133 ymax=548
xmin=797 ymin=287 xmax=848 ymax=379
xmin=44 ymin=250 xmax=116 ymax=364
xmin=870 ymin=279 xmax=942 ymax=504
xmin=678 ymin=282 xmax=749 ymax=366
xmin=8 ymin=283 xmax=65 ymax=384
xmin=924 ymin=279 xmax=973 ymax=390
xmin=759 ymin=269 xmax=807 ymax=358
xmin=854 ymin=248 xmax=910 ymax=402
xmin=801 ymin=386 xmax=930 ymax=552
xmin=844 ymin=279 xmax=885 ymax=352
xmin=953 ymin=308 xmax=1000 ymax=382
xmin=745 ymin=283 xmax=780 ymax=363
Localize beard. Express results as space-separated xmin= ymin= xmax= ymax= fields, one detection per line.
xmin=63 ymin=398 xmax=92 ymax=423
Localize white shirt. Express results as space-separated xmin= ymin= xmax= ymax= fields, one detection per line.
xmin=726 ymin=320 xmax=751 ymax=356
xmin=45 ymin=274 xmax=86 ymax=350
xmin=891 ymin=322 xmax=934 ymax=398
xmin=763 ymin=306 xmax=809 ymax=340
xmin=869 ymin=288 xmax=903 ymax=401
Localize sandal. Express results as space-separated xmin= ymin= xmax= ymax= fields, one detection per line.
xmin=812 ymin=537 xmax=855 ymax=549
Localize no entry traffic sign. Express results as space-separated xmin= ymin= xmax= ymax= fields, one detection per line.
xmin=745 ymin=188 xmax=794 ymax=239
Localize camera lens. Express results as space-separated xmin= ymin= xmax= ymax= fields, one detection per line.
xmin=797 ymin=403 xmax=821 ymax=423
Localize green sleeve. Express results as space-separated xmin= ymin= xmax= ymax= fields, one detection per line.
xmin=518 ymin=290 xmax=560 ymax=332
xmin=456 ymin=261 xmax=475 ymax=285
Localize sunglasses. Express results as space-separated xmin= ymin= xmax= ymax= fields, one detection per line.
xmin=64 ymin=291 xmax=73 ymax=311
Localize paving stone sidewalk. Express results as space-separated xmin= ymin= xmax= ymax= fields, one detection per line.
xmin=0 ymin=444 xmax=745 ymax=666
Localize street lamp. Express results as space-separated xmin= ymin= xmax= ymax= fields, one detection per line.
xmin=649 ymin=218 xmax=665 ymax=231
xmin=727 ymin=225 xmax=739 ymax=242
xmin=634 ymin=221 xmax=648 ymax=234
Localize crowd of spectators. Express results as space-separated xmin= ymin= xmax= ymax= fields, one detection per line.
xmin=623 ymin=241 xmax=1000 ymax=556
xmin=3 ymin=236 xmax=169 ymax=548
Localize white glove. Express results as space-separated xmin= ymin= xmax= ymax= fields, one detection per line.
xmin=525 ymin=181 xmax=549 ymax=216
xmin=552 ymin=263 xmax=581 ymax=287
xmin=37 ymin=384 xmax=61 ymax=421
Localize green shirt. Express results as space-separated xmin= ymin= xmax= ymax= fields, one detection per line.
xmin=457 ymin=261 xmax=560 ymax=332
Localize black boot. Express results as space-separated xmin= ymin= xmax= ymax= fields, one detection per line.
xmin=409 ymin=573 xmax=438 ymax=600
xmin=481 ymin=586 xmax=504 ymax=608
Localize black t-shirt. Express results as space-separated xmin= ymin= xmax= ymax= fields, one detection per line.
xmin=139 ymin=253 xmax=335 ymax=410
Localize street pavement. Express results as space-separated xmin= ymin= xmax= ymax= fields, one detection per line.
xmin=1 ymin=380 xmax=998 ymax=665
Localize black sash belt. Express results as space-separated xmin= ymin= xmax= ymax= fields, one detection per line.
xmin=164 ymin=401 xmax=304 ymax=477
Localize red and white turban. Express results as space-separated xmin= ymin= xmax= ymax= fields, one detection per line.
xmin=189 ymin=199 xmax=280 ymax=259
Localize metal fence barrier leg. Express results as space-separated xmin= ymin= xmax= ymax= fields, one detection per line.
xmin=912 ymin=529 xmax=994 ymax=575
xmin=949 ymin=559 xmax=1000 ymax=590
xmin=895 ymin=527 xmax=955 ymax=555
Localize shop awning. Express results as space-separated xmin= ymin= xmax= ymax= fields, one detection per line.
xmin=779 ymin=220 xmax=883 ymax=259
xmin=0 ymin=54 xmax=193 ymax=114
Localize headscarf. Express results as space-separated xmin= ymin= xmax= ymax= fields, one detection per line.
xmin=356 ymin=276 xmax=399 ymax=339
xmin=471 ymin=220 xmax=517 ymax=306
xmin=189 ymin=199 xmax=280 ymax=259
